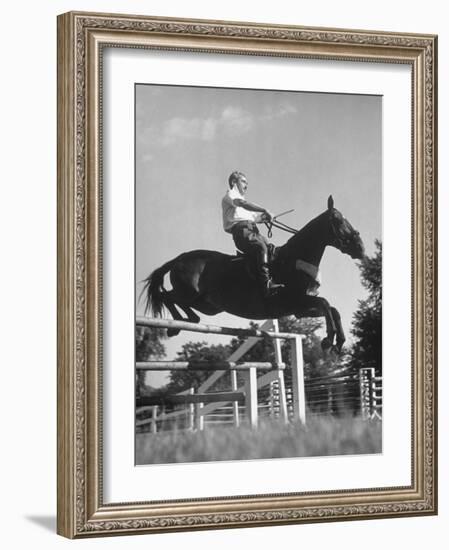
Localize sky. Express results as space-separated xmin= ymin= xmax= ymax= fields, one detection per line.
xmin=135 ymin=84 xmax=382 ymax=386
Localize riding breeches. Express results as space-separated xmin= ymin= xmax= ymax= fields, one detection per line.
xmin=230 ymin=221 xmax=270 ymax=285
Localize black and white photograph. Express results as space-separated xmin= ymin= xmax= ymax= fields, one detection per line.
xmin=1 ymin=0 xmax=443 ymax=544
xmin=135 ymin=83 xmax=382 ymax=465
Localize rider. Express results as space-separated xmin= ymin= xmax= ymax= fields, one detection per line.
xmin=222 ymin=171 xmax=283 ymax=297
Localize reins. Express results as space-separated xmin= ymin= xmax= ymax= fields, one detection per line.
xmin=265 ymin=219 xmax=298 ymax=238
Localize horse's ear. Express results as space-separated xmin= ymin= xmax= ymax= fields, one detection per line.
xmin=327 ymin=195 xmax=334 ymax=210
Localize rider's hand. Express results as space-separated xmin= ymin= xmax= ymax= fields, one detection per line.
xmin=262 ymin=210 xmax=273 ymax=222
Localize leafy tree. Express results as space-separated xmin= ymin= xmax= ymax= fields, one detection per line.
xmin=348 ymin=239 xmax=382 ymax=375
xmin=166 ymin=341 xmax=231 ymax=393
xmin=135 ymin=327 xmax=166 ymax=397
xmin=136 ymin=327 xmax=166 ymax=361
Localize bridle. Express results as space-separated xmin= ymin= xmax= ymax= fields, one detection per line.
xmin=265 ymin=209 xmax=356 ymax=251
xmin=328 ymin=212 xmax=359 ymax=252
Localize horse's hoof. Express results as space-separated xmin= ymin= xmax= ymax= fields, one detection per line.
xmin=336 ymin=338 xmax=345 ymax=351
xmin=321 ymin=337 xmax=332 ymax=351
xmin=330 ymin=345 xmax=340 ymax=358
xmin=167 ymin=328 xmax=180 ymax=337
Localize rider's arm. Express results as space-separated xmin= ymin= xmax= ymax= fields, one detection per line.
xmin=233 ymin=198 xmax=272 ymax=220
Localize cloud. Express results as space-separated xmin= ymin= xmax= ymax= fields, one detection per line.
xmin=261 ymin=102 xmax=298 ymax=121
xmin=139 ymin=101 xmax=298 ymax=148
xmin=160 ymin=117 xmax=212 ymax=145
xmin=141 ymin=153 xmax=154 ymax=164
xmin=157 ymin=106 xmax=254 ymax=146
xmin=220 ymin=106 xmax=254 ymax=135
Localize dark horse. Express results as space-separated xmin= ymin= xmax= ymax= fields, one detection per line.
xmin=142 ymin=196 xmax=365 ymax=353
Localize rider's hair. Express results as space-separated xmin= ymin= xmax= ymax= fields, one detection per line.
xmin=228 ymin=171 xmax=246 ymax=189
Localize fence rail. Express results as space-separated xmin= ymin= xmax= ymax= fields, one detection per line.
xmin=137 ymin=316 xmax=304 ymax=340
xmin=137 ymin=391 xmax=246 ymax=407
xmin=136 ymin=361 xmax=285 ymax=371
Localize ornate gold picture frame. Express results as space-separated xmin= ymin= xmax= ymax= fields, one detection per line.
xmin=57 ymin=11 xmax=437 ymax=538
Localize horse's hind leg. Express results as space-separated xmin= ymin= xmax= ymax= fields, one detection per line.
xmin=162 ymin=291 xmax=201 ymax=336
xmin=160 ymin=291 xmax=185 ymax=337
xmin=177 ymin=304 xmax=200 ymax=324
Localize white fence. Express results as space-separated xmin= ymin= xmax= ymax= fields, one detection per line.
xmin=136 ymin=317 xmax=306 ymax=430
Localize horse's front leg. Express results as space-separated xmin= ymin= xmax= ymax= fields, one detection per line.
xmin=330 ymin=306 xmax=345 ymax=352
xmin=294 ymin=295 xmax=337 ymax=351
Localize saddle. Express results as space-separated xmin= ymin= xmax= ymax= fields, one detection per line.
xmin=233 ymin=243 xmax=278 ymax=264
xmin=232 ymin=243 xmax=279 ymax=283
xmin=232 ymin=245 xmax=320 ymax=296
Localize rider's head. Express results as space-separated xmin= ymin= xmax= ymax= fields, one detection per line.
xmin=228 ymin=171 xmax=248 ymax=195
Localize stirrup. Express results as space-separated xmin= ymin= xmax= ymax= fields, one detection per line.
xmin=262 ymin=280 xmax=284 ymax=297
xmin=269 ymin=281 xmax=284 ymax=290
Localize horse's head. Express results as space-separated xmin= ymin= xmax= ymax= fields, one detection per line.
xmin=326 ymin=196 xmax=365 ymax=260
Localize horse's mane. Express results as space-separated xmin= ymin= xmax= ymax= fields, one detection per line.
xmin=283 ymin=209 xmax=328 ymax=250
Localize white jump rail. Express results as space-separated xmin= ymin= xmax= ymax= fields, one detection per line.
xmin=137 ymin=316 xmax=301 ymax=340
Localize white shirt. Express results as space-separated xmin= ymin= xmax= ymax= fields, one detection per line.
xmin=221 ymin=187 xmax=263 ymax=233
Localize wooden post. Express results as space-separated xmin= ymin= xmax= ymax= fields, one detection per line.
xmin=231 ymin=371 xmax=240 ymax=427
xmin=277 ymin=370 xmax=289 ymax=424
xmin=359 ymin=367 xmax=375 ymax=420
xmin=245 ymin=367 xmax=258 ymax=428
xmin=327 ymin=386 xmax=334 ymax=414
xmin=359 ymin=369 xmax=367 ymax=419
xmin=271 ymin=319 xmax=289 ymax=423
xmin=188 ymin=387 xmax=195 ymax=431
xmin=151 ymin=406 xmax=158 ymax=434
xmin=286 ymin=387 xmax=293 ymax=419
xmin=290 ymin=337 xmax=306 ymax=424
xmin=371 ymin=375 xmax=382 ymax=420
xmin=196 ymin=401 xmax=204 ymax=431
xmin=269 ymin=381 xmax=276 ymax=418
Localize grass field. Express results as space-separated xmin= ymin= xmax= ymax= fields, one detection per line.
xmin=135 ymin=415 xmax=382 ymax=465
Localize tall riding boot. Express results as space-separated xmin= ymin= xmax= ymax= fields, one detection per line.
xmin=257 ymin=252 xmax=283 ymax=297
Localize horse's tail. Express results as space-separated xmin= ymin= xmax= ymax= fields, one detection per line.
xmin=140 ymin=259 xmax=175 ymax=317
